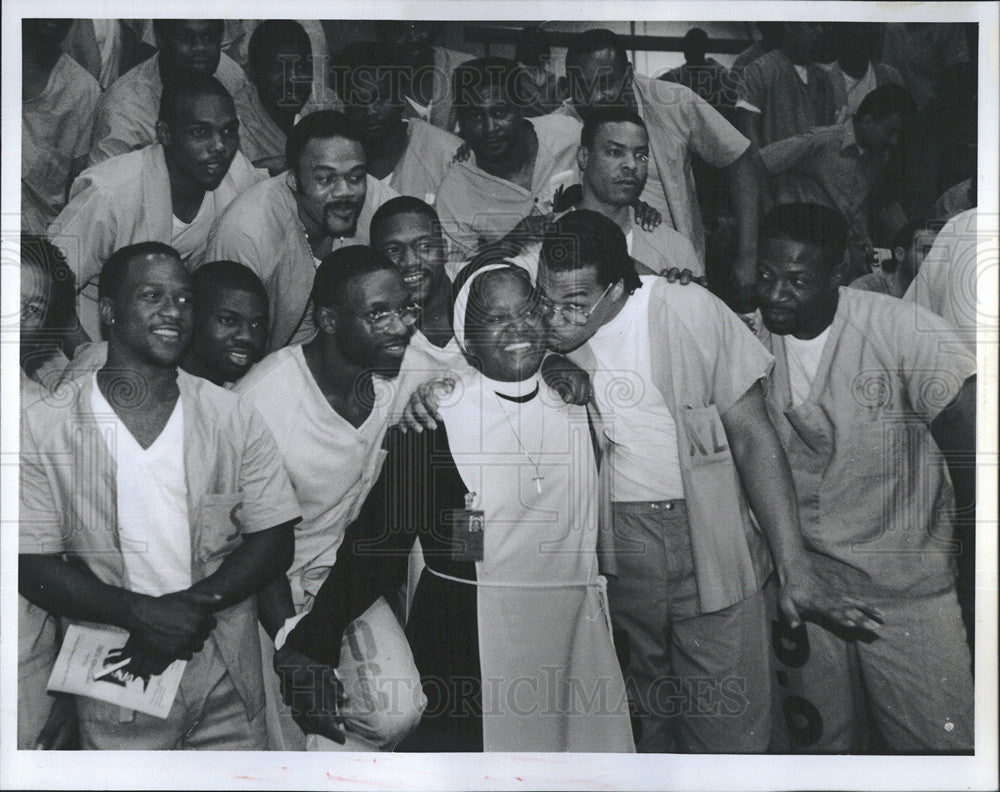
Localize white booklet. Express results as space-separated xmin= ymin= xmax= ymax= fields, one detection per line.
xmin=46 ymin=624 xmax=186 ymax=719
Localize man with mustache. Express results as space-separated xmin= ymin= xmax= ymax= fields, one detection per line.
xmin=207 ymin=110 xmax=398 ymax=352
xmin=88 ymin=19 xmax=258 ymax=166
xmin=48 ymin=75 xmax=263 ymax=344
xmin=19 ymin=242 xmax=301 ymax=749
xmin=235 ymin=247 xmax=434 ymax=750
xmin=558 ymin=29 xmax=761 ymax=309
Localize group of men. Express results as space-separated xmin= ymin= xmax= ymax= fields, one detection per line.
xmin=18 ymin=18 xmax=977 ymax=755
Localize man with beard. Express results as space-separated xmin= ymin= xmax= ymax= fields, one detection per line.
xmin=536 ymin=210 xmax=881 ymax=752
xmin=60 ymin=260 xmax=271 ymax=391
xmin=21 ymin=18 xmax=99 ymax=235
xmin=207 ymin=110 xmax=398 ymax=351
xmin=19 ymin=242 xmax=301 ymax=749
xmin=559 ymin=29 xmax=761 ymax=307
xmin=372 ymin=21 xmax=472 ymax=131
xmin=49 ymin=75 xmax=263 ymax=343
xmin=238 ymin=20 xmax=314 ymax=174
xmin=235 ymin=247 xmax=433 ymax=750
xmin=434 ymin=57 xmax=583 ymax=261
xmin=88 ymin=19 xmax=259 ymax=166
xmin=336 ymin=41 xmax=463 ymax=205
xmin=754 ymin=203 xmax=974 ymax=751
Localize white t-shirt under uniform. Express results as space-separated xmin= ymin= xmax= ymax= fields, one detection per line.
xmin=784 ymin=326 xmax=831 ymax=407
xmin=586 ymin=278 xmax=684 ymax=502
xmin=90 ymin=374 xmax=192 ymax=594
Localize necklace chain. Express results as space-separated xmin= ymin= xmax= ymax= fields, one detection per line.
xmin=494 ymin=393 xmax=546 ymax=493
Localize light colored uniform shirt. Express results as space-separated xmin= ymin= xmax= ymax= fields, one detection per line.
xmin=822 ymin=61 xmax=905 ymax=123
xmin=434 ymin=113 xmax=582 ymax=260
xmin=21 ymin=54 xmax=100 ymax=234
xmin=20 ymin=370 xmax=301 ymax=718
xmin=625 ymin=207 xmax=704 ymax=276
xmin=783 ymin=327 xmax=831 ymax=407
xmin=48 ymin=143 xmax=263 ymax=341
xmin=736 ymin=49 xmax=837 ymax=146
xmin=629 ymin=75 xmax=748 ymax=264
xmin=234 ymin=343 xmax=443 ymax=609
xmin=206 ymin=173 xmax=398 ymax=351
xmin=90 ymin=375 xmax=192 ymax=595
xmin=88 ymin=52 xmax=256 ymax=166
xmin=587 ymin=276 xmax=683 ymax=501
xmin=904 ymin=208 xmax=978 ymax=351
xmin=389 ymin=119 xmax=463 ymax=205
xmin=758 ymin=287 xmax=976 ymax=598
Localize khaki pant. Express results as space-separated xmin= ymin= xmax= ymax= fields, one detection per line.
xmin=18 ymin=596 xmax=59 ymax=749
xmin=607 ymin=500 xmax=771 ymax=753
xmin=770 ymin=586 xmax=973 ymax=753
xmin=77 ymin=639 xmax=266 ymax=750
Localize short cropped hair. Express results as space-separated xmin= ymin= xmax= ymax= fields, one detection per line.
xmin=760 ymin=203 xmax=850 ymax=269
xmin=565 ymin=29 xmax=629 ymax=78
xmin=192 ymin=260 xmax=269 ymax=315
xmin=247 ymin=19 xmax=311 ymax=72
xmin=285 ymin=110 xmax=363 ymax=172
xmin=856 ymin=83 xmax=916 ymax=121
xmin=580 ymin=106 xmax=646 ymax=150
xmin=540 ymin=209 xmax=641 ymax=293
xmin=370 ymin=196 xmax=441 ymax=246
xmin=99 ymin=241 xmax=182 ymax=304
xmin=159 ymin=74 xmax=234 ymax=123
xmin=312 ymin=245 xmax=398 ymax=309
xmin=452 ymin=57 xmax=522 ymax=109
xmin=152 ymin=19 xmax=224 ymax=42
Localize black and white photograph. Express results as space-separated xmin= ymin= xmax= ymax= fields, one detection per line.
xmin=2 ymin=1 xmax=997 ymax=789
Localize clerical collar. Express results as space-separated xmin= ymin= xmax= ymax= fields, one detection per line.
xmin=484 ymin=373 xmax=541 ymax=402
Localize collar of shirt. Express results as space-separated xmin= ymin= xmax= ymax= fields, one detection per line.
xmin=840 ymin=120 xmax=865 ymax=156
xmin=483 ymin=372 xmax=542 ymax=401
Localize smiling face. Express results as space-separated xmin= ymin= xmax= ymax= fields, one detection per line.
xmin=191 ymin=288 xmax=268 ymax=383
xmin=156 ymin=20 xmax=223 ymax=80
xmin=464 ymin=269 xmax=546 ymax=382
xmin=580 ymin=120 xmax=649 ymax=207
xmin=333 ymin=268 xmax=415 ymax=378
xmin=104 ymin=252 xmax=194 ymax=367
xmin=755 ymin=236 xmax=841 ymax=338
xmin=159 ymin=93 xmax=240 ymax=192
xmin=457 ymin=83 xmax=524 ymax=168
xmin=371 ymin=211 xmax=447 ymax=305
xmin=290 ymin=136 xmax=368 ymax=239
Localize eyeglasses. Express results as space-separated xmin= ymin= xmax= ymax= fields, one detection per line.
xmin=379 ymin=237 xmax=444 ymax=264
xmin=539 ymin=281 xmax=615 ymax=326
xmin=359 ymin=304 xmax=422 ymax=331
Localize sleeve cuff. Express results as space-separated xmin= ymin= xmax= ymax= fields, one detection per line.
xmin=273 ymin=611 xmax=308 ymax=651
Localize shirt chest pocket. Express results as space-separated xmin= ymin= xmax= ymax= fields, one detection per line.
xmin=196 ymin=493 xmax=244 ymax=566
xmin=844 ymin=418 xmax=905 ymax=480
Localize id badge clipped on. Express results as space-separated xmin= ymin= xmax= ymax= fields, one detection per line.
xmin=451 ymin=492 xmax=484 ymax=563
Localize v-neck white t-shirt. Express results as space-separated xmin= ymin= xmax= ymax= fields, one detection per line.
xmin=171 ymin=193 xmax=215 ymax=263
xmin=784 ymin=326 xmax=831 ymax=407
xmin=90 ymin=374 xmax=192 ymax=594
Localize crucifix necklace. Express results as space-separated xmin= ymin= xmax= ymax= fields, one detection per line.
xmin=494 ymin=393 xmax=546 ymax=494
